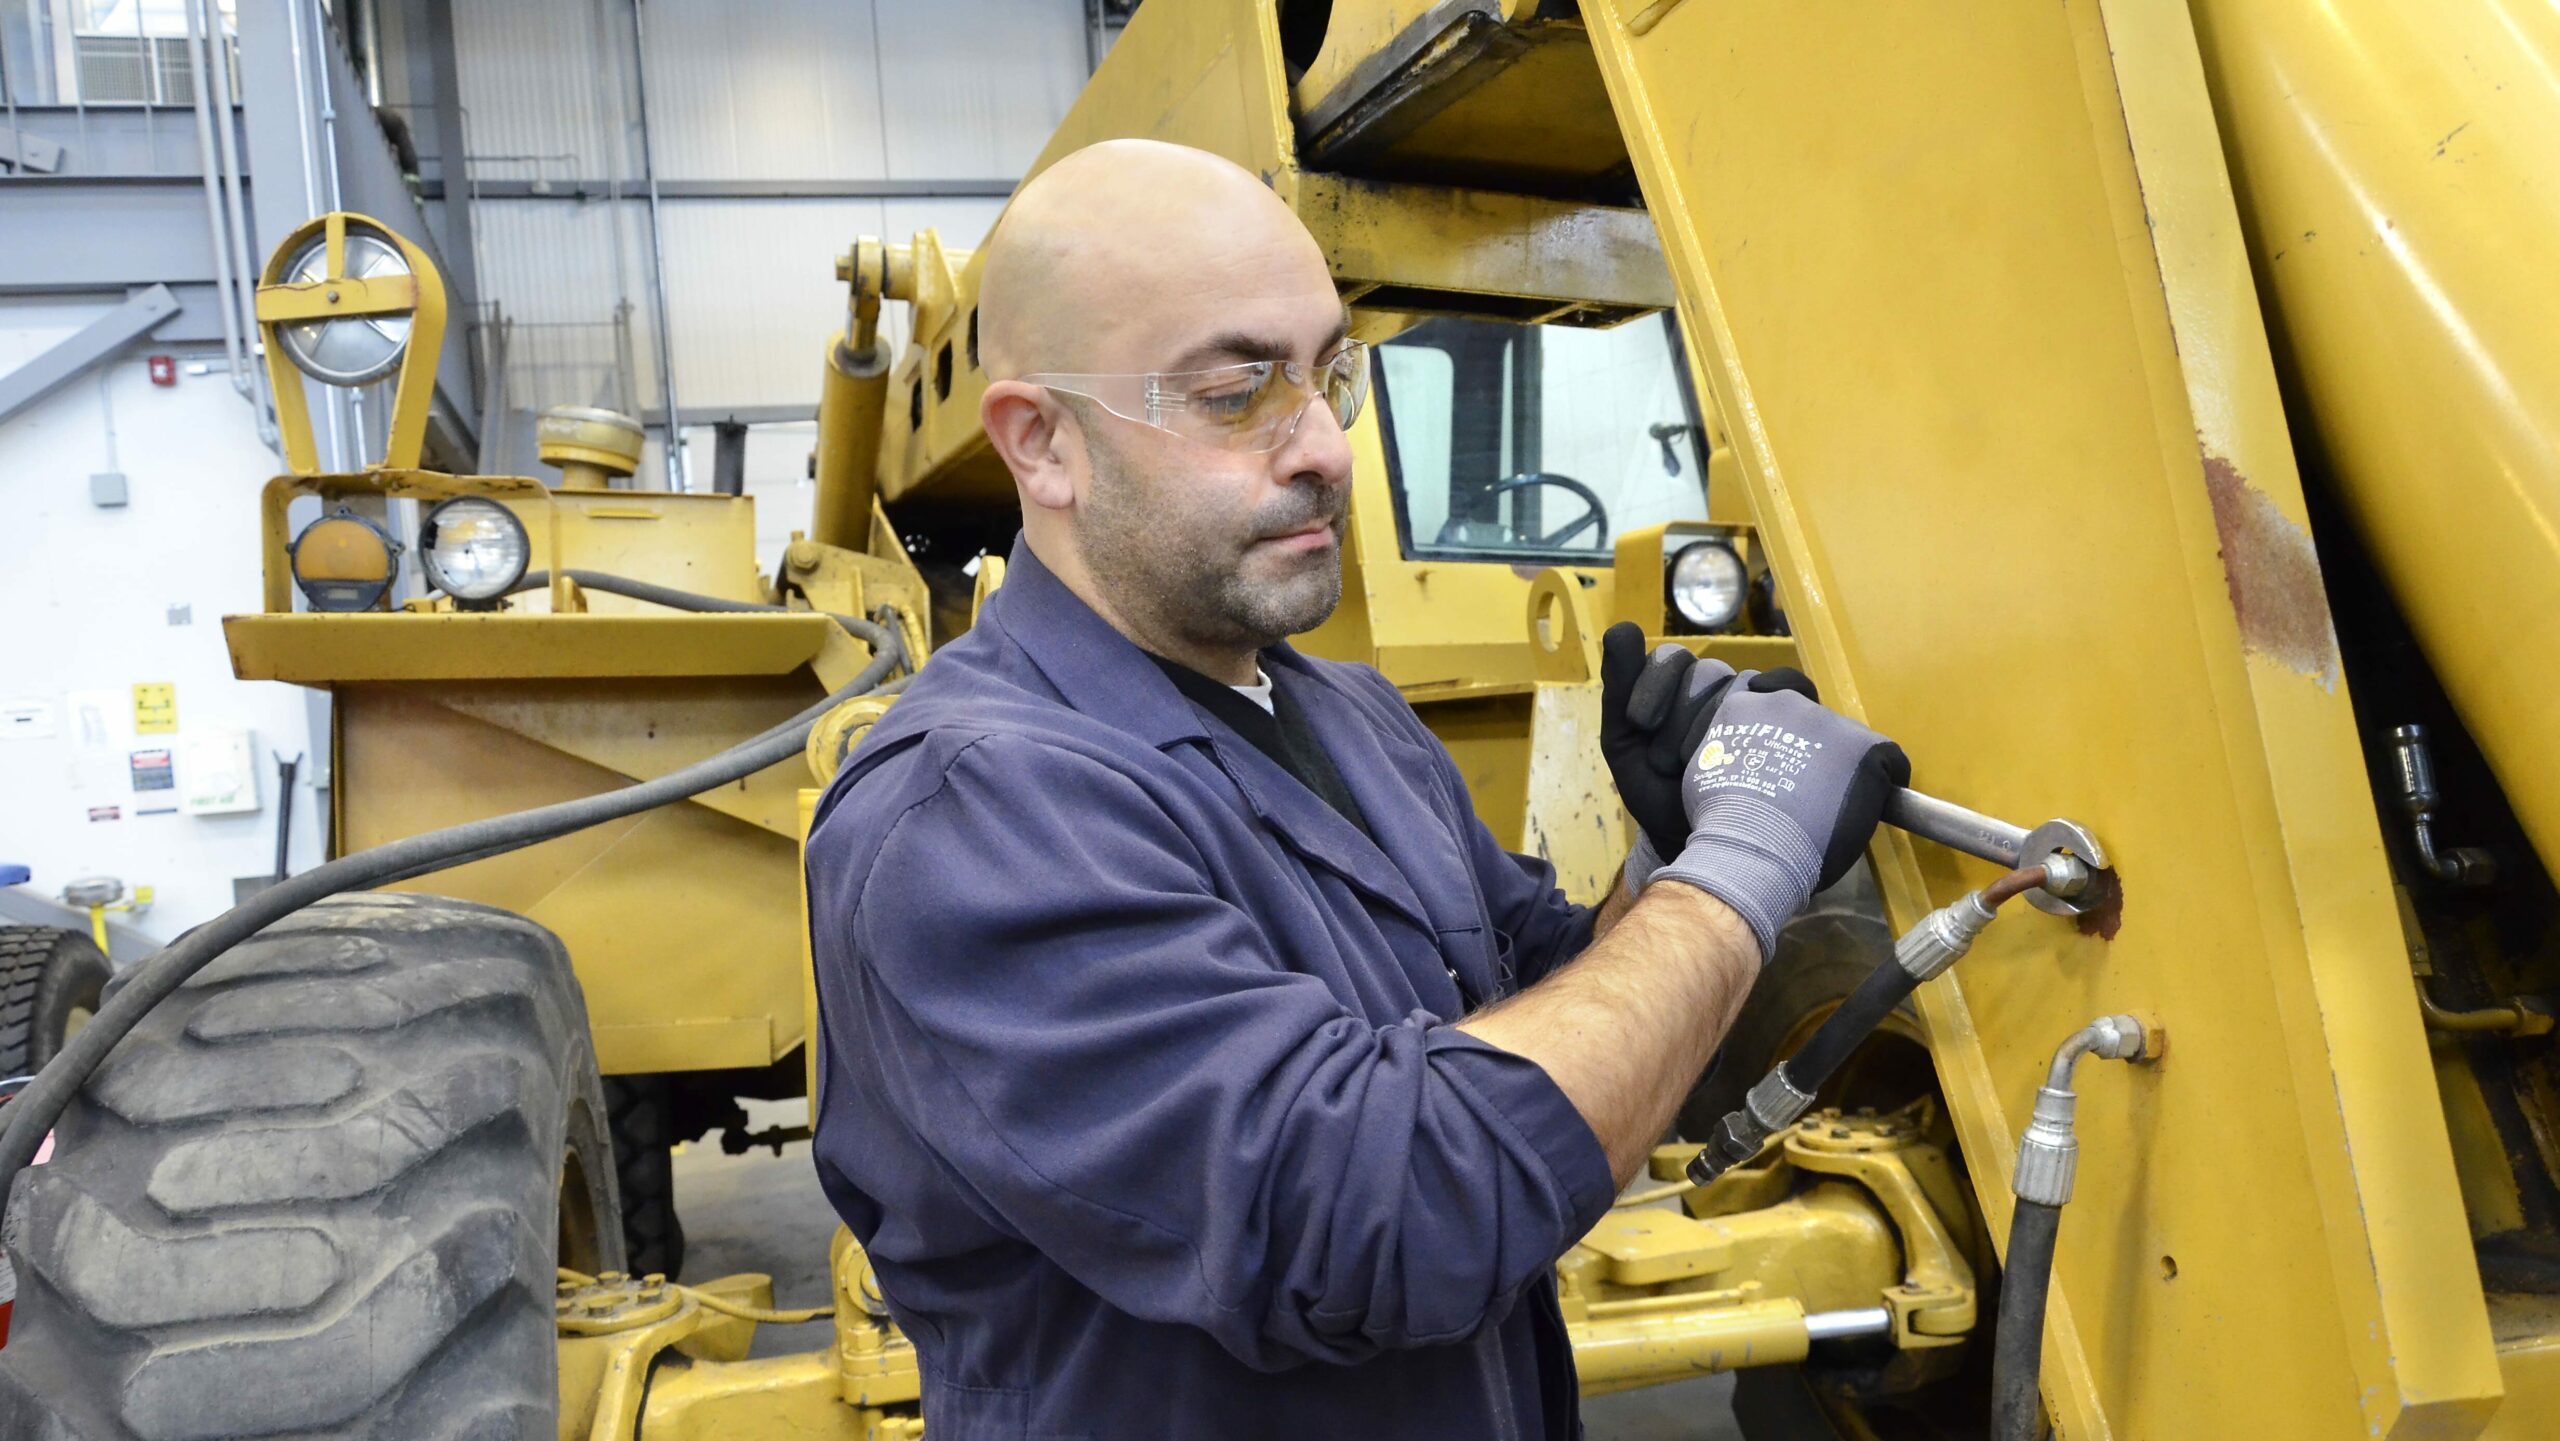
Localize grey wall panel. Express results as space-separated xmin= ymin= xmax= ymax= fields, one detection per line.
xmin=875 ymin=0 xmax=1084 ymax=178
xmin=446 ymin=0 xmax=1076 ymax=420
xmin=640 ymin=0 xmax=888 ymax=179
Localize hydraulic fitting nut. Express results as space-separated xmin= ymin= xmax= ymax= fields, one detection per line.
xmin=1689 ymin=1069 xmax=1814 ymax=1186
xmin=1747 ymin=1067 xmax=1815 ymax=1132
xmin=2082 ymin=1014 xmax=2146 ymax=1063
xmin=2037 ymin=853 xmax=2091 ymax=899
xmin=1896 ymin=892 xmax=1998 ymax=983
xmin=2011 ymin=1086 xmax=2080 ymax=1207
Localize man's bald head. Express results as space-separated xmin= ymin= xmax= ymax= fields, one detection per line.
xmin=978 ymin=139 xmax=1335 ymax=379
xmin=974 ymin=139 xmax=1358 ymax=686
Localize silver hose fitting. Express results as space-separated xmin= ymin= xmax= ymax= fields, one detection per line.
xmin=2011 ymin=1014 xmax=2150 ymax=1207
xmin=1896 ymin=891 xmax=1998 ymax=983
xmin=1688 ymin=1067 xmax=1814 ymax=1185
xmin=2037 ymin=852 xmax=2091 ymax=899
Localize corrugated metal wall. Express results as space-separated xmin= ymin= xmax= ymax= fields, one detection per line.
xmin=444 ymin=0 xmax=1083 ymax=426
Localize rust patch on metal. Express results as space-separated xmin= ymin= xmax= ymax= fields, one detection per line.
xmin=2200 ymin=453 xmax=2340 ymax=685
xmin=2074 ymin=868 xmax=2124 ymax=942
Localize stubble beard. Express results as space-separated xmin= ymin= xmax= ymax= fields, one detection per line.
xmin=1078 ymin=427 xmax=1344 ymax=656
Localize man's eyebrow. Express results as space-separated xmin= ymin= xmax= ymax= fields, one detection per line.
xmin=1169 ymin=309 xmax=1354 ymax=372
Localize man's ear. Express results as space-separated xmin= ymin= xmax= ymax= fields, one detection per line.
xmin=982 ymin=381 xmax=1078 ymax=512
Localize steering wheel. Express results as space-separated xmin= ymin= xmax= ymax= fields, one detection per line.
xmin=1483 ymin=473 xmax=1610 ymax=551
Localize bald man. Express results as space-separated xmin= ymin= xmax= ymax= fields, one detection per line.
xmin=804 ymin=140 xmax=1906 ymax=1439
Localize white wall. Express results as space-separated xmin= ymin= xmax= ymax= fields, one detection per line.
xmin=437 ymin=0 xmax=1083 ymax=421
xmin=0 ymin=299 xmax=330 ymax=942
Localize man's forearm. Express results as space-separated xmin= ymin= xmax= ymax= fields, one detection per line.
xmin=1456 ymin=884 xmax=1757 ymax=1187
xmin=1588 ymin=872 xmax=1638 ymax=942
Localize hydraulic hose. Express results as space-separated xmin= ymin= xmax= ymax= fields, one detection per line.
xmin=1689 ymin=863 xmax=2052 ymax=1186
xmin=1990 ymin=1198 xmax=2062 ymax=1441
xmin=511 ymin=568 xmax=876 ymax=639
xmin=0 ymin=613 xmax=906 ymax=1229
xmin=1989 ymin=1013 xmax=2151 ymax=1441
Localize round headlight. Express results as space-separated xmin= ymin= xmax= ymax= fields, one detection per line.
xmin=275 ymin=227 xmax=414 ymax=386
xmin=289 ymin=506 xmax=400 ymax=612
xmin=420 ymin=496 xmax=530 ymax=604
xmin=1668 ymin=539 xmax=1748 ymax=631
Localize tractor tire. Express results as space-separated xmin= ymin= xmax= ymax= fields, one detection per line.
xmin=603 ymin=1075 xmax=687 ymax=1280
xmin=0 ymin=927 xmax=112 ymax=1077
xmin=0 ymin=892 xmax=622 ymax=1441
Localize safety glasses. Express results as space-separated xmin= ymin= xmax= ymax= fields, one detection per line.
xmin=1022 ymin=340 xmax=1369 ymax=454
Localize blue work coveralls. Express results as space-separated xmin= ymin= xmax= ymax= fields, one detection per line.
xmin=805 ymin=540 xmax=1619 ymax=1440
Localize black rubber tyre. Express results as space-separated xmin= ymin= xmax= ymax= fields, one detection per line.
xmin=0 ymin=927 xmax=112 ymax=1076
xmin=603 ymin=1075 xmax=687 ymax=1280
xmin=0 ymin=892 xmax=622 ymax=1440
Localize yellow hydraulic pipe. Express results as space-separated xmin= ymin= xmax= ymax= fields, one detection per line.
xmin=2189 ymin=0 xmax=2560 ymax=877
xmin=1566 ymin=1298 xmax=1811 ymax=1395
xmin=810 ymin=334 xmax=891 ymax=553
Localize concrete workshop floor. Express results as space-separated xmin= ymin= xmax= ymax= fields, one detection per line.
xmin=672 ymin=1102 xmax=1746 ymax=1440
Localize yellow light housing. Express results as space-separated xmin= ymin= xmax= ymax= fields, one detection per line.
xmin=289 ymin=507 xmax=401 ymax=612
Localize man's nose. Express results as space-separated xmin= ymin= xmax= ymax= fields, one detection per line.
xmin=1273 ymin=394 xmax=1354 ymax=489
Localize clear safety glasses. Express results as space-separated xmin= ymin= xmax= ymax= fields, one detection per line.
xmin=1023 ymin=340 xmax=1370 ymax=454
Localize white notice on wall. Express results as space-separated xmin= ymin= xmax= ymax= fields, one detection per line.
xmin=0 ymin=699 xmax=55 ymax=740
xmin=179 ymin=726 xmax=261 ymax=815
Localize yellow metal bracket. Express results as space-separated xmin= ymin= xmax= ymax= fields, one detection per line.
xmin=254 ymin=211 xmax=448 ymax=477
xmin=1785 ymin=1117 xmax=1976 ymax=1344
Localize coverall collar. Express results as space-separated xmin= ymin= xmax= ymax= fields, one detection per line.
xmin=993 ymin=536 xmax=1217 ymax=750
xmin=993 ymin=537 xmax=1443 ymax=936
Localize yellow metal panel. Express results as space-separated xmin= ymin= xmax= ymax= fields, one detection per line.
xmin=1581 ymin=0 xmax=2491 ymax=1434
xmin=1518 ymin=681 xmax=1626 ymax=907
xmin=224 ymin=614 xmax=836 ymax=682
xmin=337 ymin=686 xmax=807 ymax=1073
xmin=2185 ymin=0 xmax=2560 ymax=884
xmin=1299 ymin=172 xmax=1673 ymax=325
xmin=2488 ymin=1296 xmax=2560 ymax=1441
xmin=519 ymin=492 xmax=770 ymax=611
xmin=637 ymin=1352 xmax=863 ymax=1440
xmin=1567 ymin=1298 xmax=1807 ymax=1395
xmin=1296 ymin=6 xmax=1631 ymax=194
xmin=1579 ymin=1208 xmax=1734 ymax=1286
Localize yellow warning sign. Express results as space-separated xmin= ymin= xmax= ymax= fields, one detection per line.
xmin=133 ymin=682 xmax=177 ymax=735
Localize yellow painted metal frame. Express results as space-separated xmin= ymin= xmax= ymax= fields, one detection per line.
xmin=255 ymin=211 xmax=445 ymax=476
xmin=1582 ymin=1 xmax=2494 ymax=1434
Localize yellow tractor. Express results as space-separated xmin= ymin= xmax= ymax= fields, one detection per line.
xmin=2 ymin=1 xmax=2555 ymax=1438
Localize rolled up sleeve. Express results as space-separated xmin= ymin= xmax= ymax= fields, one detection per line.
xmin=843 ymin=734 xmax=1616 ymax=1372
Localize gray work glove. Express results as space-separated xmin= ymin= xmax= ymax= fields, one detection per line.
xmin=1649 ymin=665 xmax=1909 ymax=962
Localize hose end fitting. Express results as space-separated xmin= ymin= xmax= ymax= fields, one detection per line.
xmin=1896 ymin=891 xmax=1998 ymax=983
xmin=1688 ymin=1068 xmax=1815 ymax=1186
xmin=2011 ymin=1086 xmax=2080 ymax=1206
xmin=2012 ymin=1014 xmax=2149 ymax=1207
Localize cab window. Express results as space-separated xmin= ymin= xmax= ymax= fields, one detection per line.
xmin=1373 ymin=313 xmax=1710 ymax=563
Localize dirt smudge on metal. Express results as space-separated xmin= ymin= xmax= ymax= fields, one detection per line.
xmin=2201 ymin=453 xmax=2340 ymax=686
xmin=2074 ymin=868 xmax=2124 ymax=942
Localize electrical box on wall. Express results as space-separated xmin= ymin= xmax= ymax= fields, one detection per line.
xmin=179 ymin=727 xmax=260 ymax=815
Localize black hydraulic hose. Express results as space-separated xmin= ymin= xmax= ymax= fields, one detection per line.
xmin=1689 ymin=865 xmax=2051 ymax=1187
xmin=511 ymin=568 xmax=875 ymax=640
xmin=1991 ymin=1198 xmax=2063 ymax=1441
xmin=1778 ymin=953 xmax=1916 ymax=1097
xmin=0 ymin=614 xmax=906 ymax=1227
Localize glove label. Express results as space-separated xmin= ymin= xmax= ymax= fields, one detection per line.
xmin=1693 ymin=722 xmax=1823 ymax=802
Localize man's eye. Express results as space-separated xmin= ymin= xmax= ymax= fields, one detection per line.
xmin=1192 ymin=387 xmax=1258 ymax=418
xmin=1189 ymin=368 xmax=1273 ymax=418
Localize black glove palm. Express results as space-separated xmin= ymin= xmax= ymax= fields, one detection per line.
xmin=1599 ymin=622 xmax=1822 ymax=864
